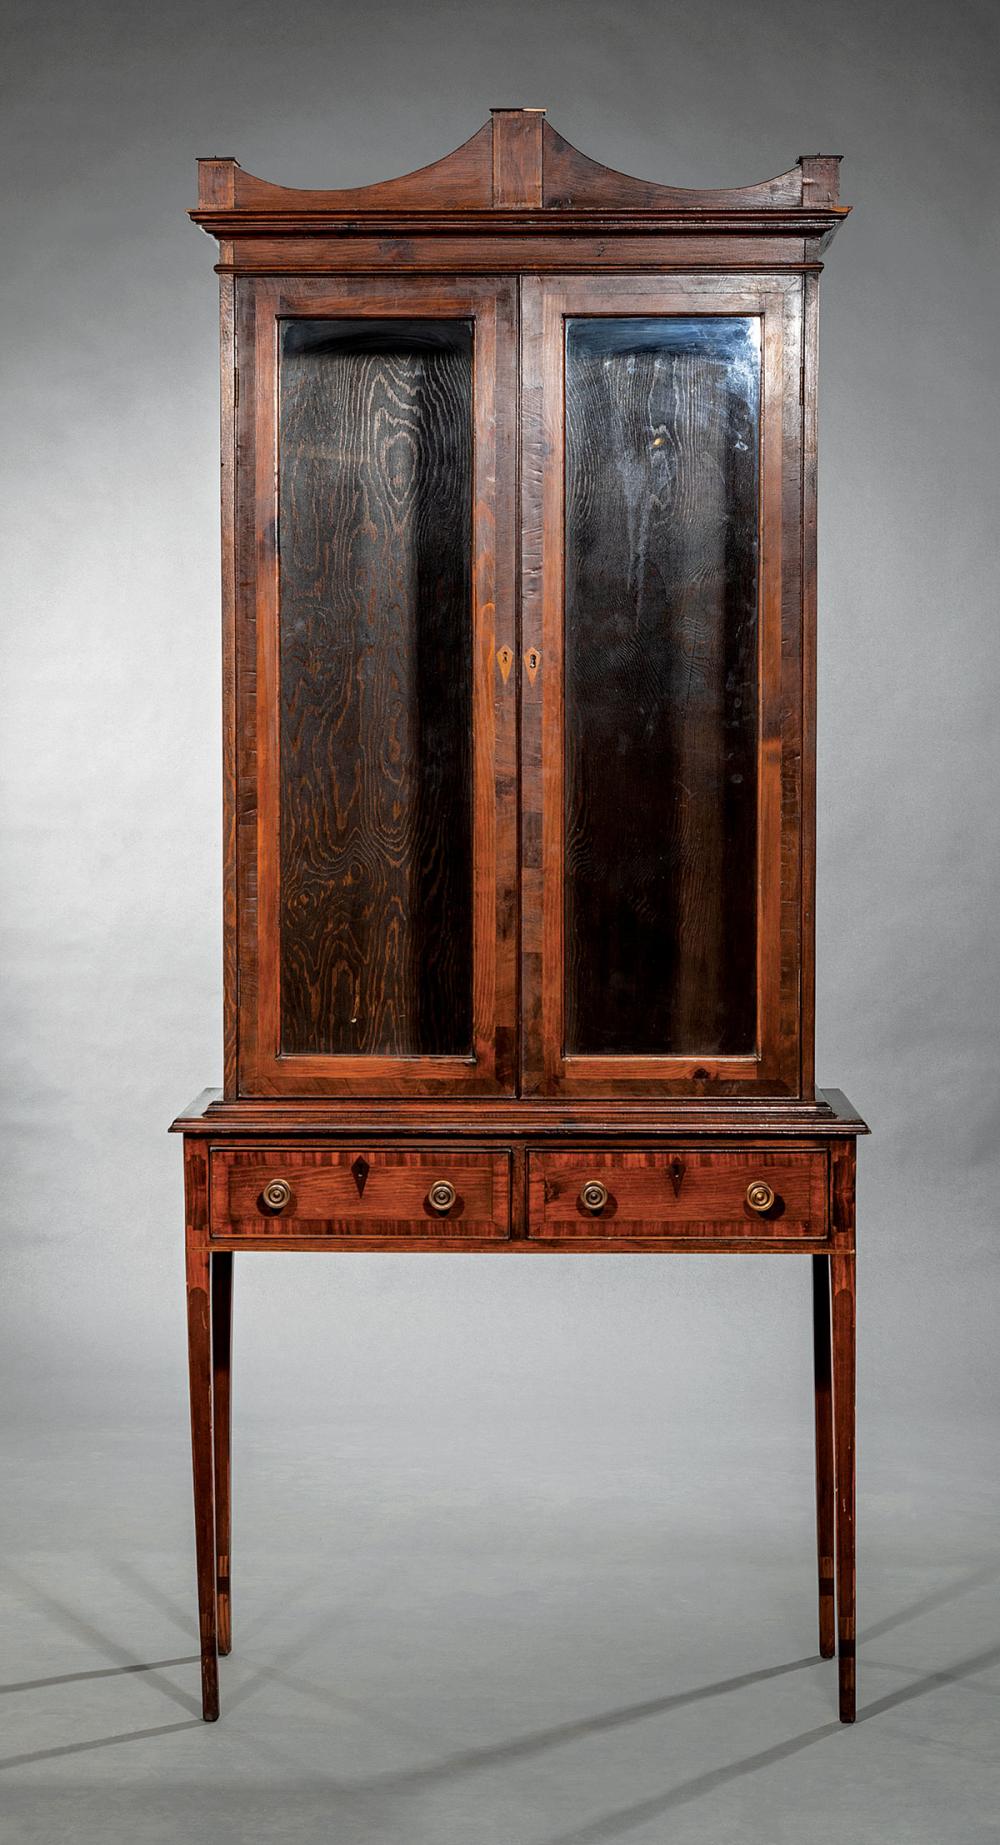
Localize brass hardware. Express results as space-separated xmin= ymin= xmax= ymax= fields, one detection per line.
xmin=746 ymin=1181 xmax=776 ymax=1215
xmin=524 ymin=647 xmax=541 ymax=684
xmin=426 ymin=1179 xmax=457 ymax=1214
xmin=260 ymin=1178 xmax=292 ymax=1212
xmin=579 ymin=1180 xmax=609 ymax=1213
xmin=496 ymin=645 xmax=513 ymax=683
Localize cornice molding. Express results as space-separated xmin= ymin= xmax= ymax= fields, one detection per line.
xmin=192 ymin=109 xmax=848 ymax=244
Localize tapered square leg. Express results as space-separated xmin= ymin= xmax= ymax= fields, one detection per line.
xmin=831 ymin=1238 xmax=857 ymax=1723
xmin=186 ymin=1241 xmax=219 ymax=1721
xmin=812 ymin=1255 xmax=836 ymax=1659
xmin=212 ymin=1252 xmax=234 ymax=1656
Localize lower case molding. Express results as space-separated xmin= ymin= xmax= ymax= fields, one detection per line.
xmin=204 ymin=1236 xmax=837 ymax=1253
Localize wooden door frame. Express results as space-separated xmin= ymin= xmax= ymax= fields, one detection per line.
xmin=234 ymin=275 xmax=518 ymax=1096
xmin=520 ymin=273 xmax=805 ymax=1097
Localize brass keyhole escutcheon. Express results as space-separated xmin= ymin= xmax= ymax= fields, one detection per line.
xmin=745 ymin=1180 xmax=776 ymax=1215
xmin=579 ymin=1180 xmax=609 ymax=1213
xmin=260 ymin=1178 xmax=292 ymax=1213
xmin=524 ymin=647 xmax=541 ymax=684
xmin=427 ymin=1179 xmax=457 ymax=1214
xmin=496 ymin=645 xmax=513 ymax=683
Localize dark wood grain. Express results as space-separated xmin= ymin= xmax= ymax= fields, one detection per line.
xmin=564 ymin=315 xmax=759 ymax=1057
xmin=171 ymin=1087 xmax=871 ymax=1138
xmin=192 ymin=117 xmax=844 ymax=221
xmin=541 ymin=121 xmax=841 ymax=212
xmin=491 ymin=108 xmax=544 ymax=206
xmin=800 ymin=270 xmax=820 ymax=1099
xmin=529 ymin=1148 xmax=826 ymax=1239
xmin=775 ymin=281 xmax=806 ymax=1095
xmin=518 ymin=275 xmax=546 ymax=1095
xmin=196 ymin=118 xmax=496 ymax=216
xmin=210 ymin=1146 xmax=511 ymax=1239
xmin=278 ymin=318 xmax=474 ymax=1058
xmin=213 ymin=233 xmax=819 ymax=278
xmin=219 ymin=275 xmax=238 ymax=1097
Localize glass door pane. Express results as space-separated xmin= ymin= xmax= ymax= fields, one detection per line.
xmin=278 ymin=318 xmax=474 ymax=1058
xmin=563 ymin=315 xmax=761 ymax=1057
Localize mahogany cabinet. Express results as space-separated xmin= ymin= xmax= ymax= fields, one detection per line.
xmin=173 ymin=108 xmax=867 ymax=1723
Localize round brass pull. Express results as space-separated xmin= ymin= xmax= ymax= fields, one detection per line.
xmin=579 ymin=1180 xmax=609 ymax=1214
xmin=746 ymin=1181 xmax=776 ymax=1215
xmin=260 ymin=1178 xmax=292 ymax=1213
xmin=426 ymin=1180 xmax=457 ymax=1215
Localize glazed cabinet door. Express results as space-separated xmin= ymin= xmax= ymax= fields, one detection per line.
xmin=520 ymin=275 xmax=806 ymax=1096
xmin=234 ymin=279 xmax=517 ymax=1095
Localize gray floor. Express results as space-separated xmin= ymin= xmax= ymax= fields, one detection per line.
xmin=2 ymin=1399 xmax=997 ymax=1845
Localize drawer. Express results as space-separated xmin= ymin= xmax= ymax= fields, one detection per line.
xmin=528 ymin=1150 xmax=827 ymax=1241
xmin=210 ymin=1148 xmax=511 ymax=1240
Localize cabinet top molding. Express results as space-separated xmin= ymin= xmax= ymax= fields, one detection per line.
xmin=191 ymin=108 xmax=848 ymax=245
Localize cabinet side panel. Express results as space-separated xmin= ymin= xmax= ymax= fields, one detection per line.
xmin=235 ymin=281 xmax=261 ymax=1093
xmin=221 ymin=275 xmax=238 ymax=1096
xmin=776 ymin=279 xmax=806 ymax=1096
xmin=800 ymin=269 xmax=819 ymax=1097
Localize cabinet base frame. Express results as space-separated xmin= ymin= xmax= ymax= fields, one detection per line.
xmin=177 ymin=1093 xmax=863 ymax=1725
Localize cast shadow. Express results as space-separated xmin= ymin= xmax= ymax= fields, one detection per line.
xmin=3 ymin=1555 xmax=995 ymax=1797
xmin=0 ymin=1656 xmax=199 ymax=1696
xmin=534 ymin=1633 xmax=1000 ymax=1845
xmin=310 ymin=1655 xmax=820 ymax=1795
xmin=857 ymin=1561 xmax=999 ymax=1643
xmin=0 ymin=1721 xmax=204 ymax=1773
xmin=1 ymin=1563 xmax=202 ymax=1718
xmin=538 ymin=1718 xmax=845 ymax=1845
xmin=857 ymin=1639 xmax=1000 ymax=1722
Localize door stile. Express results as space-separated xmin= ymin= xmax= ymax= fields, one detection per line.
xmin=519 ymin=276 xmax=547 ymax=1093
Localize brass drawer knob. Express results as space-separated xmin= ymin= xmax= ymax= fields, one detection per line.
xmin=746 ymin=1180 xmax=776 ymax=1215
xmin=579 ymin=1180 xmax=609 ymax=1213
xmin=426 ymin=1179 xmax=457 ymax=1214
xmin=260 ymin=1178 xmax=292 ymax=1213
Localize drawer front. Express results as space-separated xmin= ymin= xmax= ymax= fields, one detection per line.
xmin=528 ymin=1150 xmax=827 ymax=1240
xmin=210 ymin=1148 xmax=511 ymax=1240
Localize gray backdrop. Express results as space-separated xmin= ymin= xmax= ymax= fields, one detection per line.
xmin=2 ymin=2 xmax=998 ymax=1839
